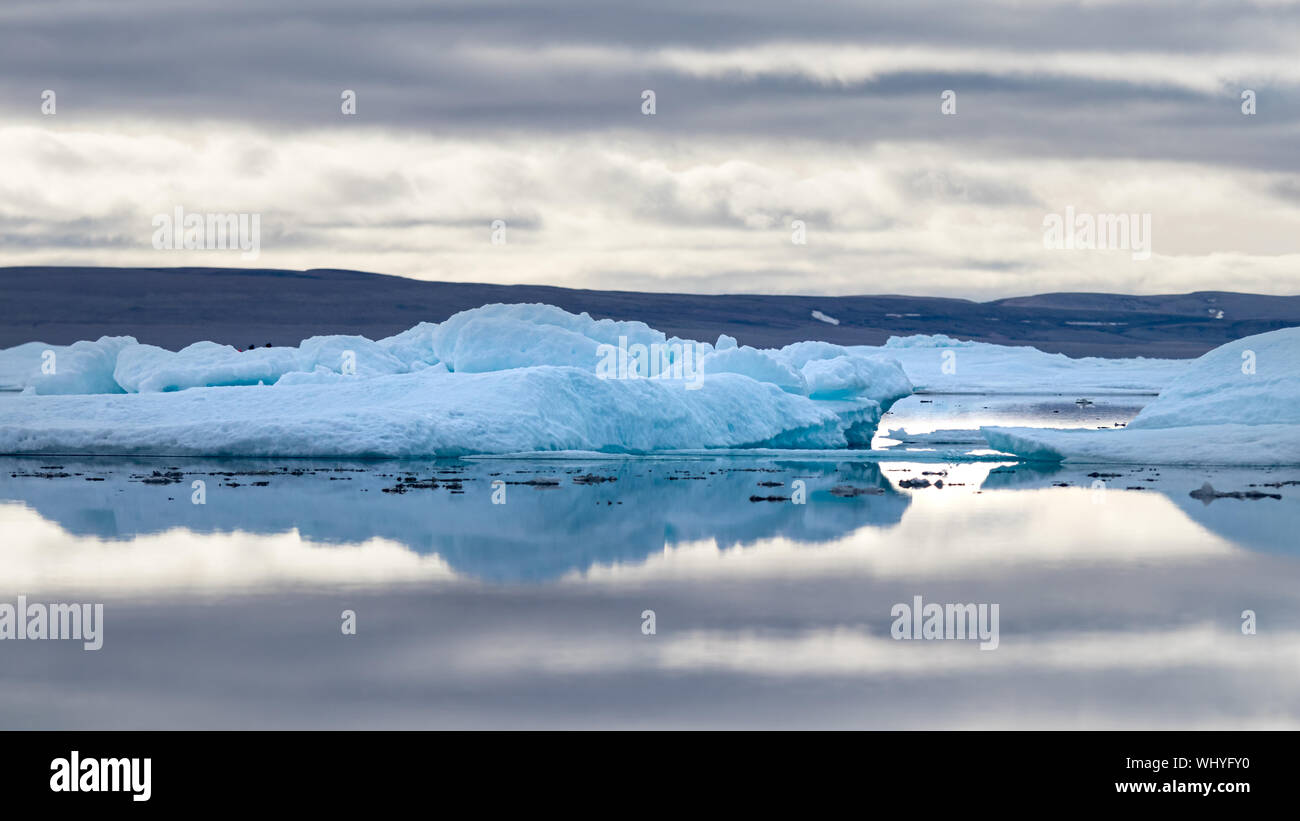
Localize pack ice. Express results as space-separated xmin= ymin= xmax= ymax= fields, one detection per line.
xmin=0 ymin=304 xmax=913 ymax=457
xmin=983 ymin=327 xmax=1300 ymax=466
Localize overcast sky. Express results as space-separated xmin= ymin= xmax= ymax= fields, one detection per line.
xmin=2 ymin=0 xmax=1299 ymax=298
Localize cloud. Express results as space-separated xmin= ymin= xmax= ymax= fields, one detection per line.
xmin=1 ymin=0 xmax=1298 ymax=295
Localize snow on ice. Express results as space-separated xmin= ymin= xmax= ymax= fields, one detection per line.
xmin=983 ymin=327 xmax=1300 ymax=465
xmin=0 ymin=304 xmax=913 ymax=457
xmin=3 ymin=304 xmax=1289 ymax=463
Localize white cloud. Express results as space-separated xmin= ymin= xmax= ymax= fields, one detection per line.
xmin=3 ymin=123 xmax=1298 ymax=296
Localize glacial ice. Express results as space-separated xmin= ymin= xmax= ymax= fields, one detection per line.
xmin=3 ymin=337 xmax=136 ymax=395
xmin=854 ymin=335 xmax=1186 ymax=393
xmin=700 ymin=346 xmax=808 ymax=394
xmin=883 ymin=333 xmax=976 ymax=348
xmin=0 ymin=315 xmax=1184 ymax=397
xmin=0 ymin=367 xmax=901 ymax=456
xmin=0 ymin=304 xmax=913 ymax=457
xmin=983 ymin=327 xmax=1300 ymax=465
xmin=5 ymin=303 xmax=1287 ymax=462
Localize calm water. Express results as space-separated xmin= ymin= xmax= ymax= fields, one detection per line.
xmin=1 ymin=393 xmax=1297 ymax=728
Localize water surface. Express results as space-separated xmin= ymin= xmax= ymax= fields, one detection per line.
xmin=1 ymin=393 xmax=1297 ymax=728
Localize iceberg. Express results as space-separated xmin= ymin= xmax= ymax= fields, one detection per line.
xmin=770 ymin=342 xmax=915 ymax=400
xmin=0 ymin=304 xmax=913 ymax=457
xmin=883 ymin=333 xmax=976 ymax=348
xmin=0 ymin=312 xmax=1184 ymax=397
xmin=983 ymin=327 xmax=1300 ymax=466
xmin=700 ymin=346 xmax=808 ymax=394
xmin=0 ymin=337 xmax=136 ymax=395
xmin=0 ymin=341 xmax=54 ymax=391
xmin=854 ymin=335 xmax=1186 ymax=394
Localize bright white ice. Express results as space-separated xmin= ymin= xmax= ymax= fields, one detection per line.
xmin=856 ymin=335 xmax=1187 ymax=394
xmin=4 ymin=303 xmax=1288 ymax=463
xmin=0 ymin=304 xmax=914 ymax=456
xmin=983 ymin=327 xmax=1300 ymax=465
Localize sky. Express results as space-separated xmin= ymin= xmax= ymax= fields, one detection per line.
xmin=2 ymin=0 xmax=1299 ymax=298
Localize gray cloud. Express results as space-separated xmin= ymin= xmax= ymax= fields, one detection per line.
xmin=1 ymin=0 xmax=1298 ymax=295
xmin=4 ymin=1 xmax=1299 ymax=156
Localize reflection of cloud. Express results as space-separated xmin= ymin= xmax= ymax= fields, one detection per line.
xmin=0 ymin=457 xmax=909 ymax=585
xmin=457 ymin=624 xmax=1300 ymax=678
xmin=1169 ymin=483 xmax=1300 ymax=558
xmin=580 ymin=482 xmax=1232 ymax=584
xmin=0 ymin=459 xmax=1237 ymax=594
xmin=975 ymin=463 xmax=1300 ymax=557
xmin=0 ymin=504 xmax=457 ymax=594
xmin=5 ymin=575 xmax=1297 ymax=729
xmin=3 ymin=453 xmax=1299 ymax=728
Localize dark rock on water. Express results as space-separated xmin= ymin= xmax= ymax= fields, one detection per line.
xmin=830 ymin=484 xmax=885 ymax=497
xmin=139 ymin=470 xmax=184 ymax=485
xmin=1190 ymin=482 xmax=1282 ymax=503
xmin=573 ymin=474 xmax=617 ymax=485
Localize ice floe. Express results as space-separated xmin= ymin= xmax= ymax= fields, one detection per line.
xmin=0 ymin=304 xmax=913 ymax=457
xmin=983 ymin=328 xmax=1300 ymax=465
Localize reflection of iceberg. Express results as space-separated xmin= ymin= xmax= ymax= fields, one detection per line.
xmin=0 ymin=456 xmax=908 ymax=582
xmin=984 ymin=328 xmax=1300 ymax=465
xmin=1168 ymin=485 xmax=1300 ymax=557
xmin=975 ymin=463 xmax=1299 ymax=555
xmin=0 ymin=304 xmax=912 ymax=457
xmin=979 ymin=461 xmax=1064 ymax=489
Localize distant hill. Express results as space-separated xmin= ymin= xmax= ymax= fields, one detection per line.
xmin=3 ymin=266 xmax=1298 ymax=358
